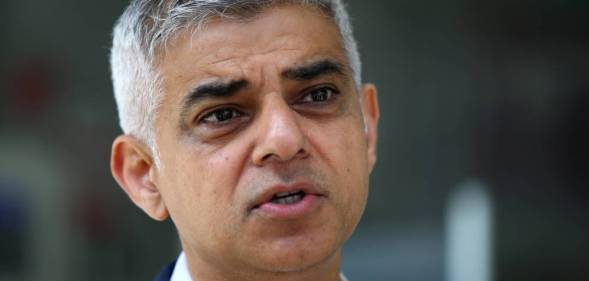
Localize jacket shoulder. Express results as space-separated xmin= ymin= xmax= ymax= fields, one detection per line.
xmin=153 ymin=259 xmax=177 ymax=281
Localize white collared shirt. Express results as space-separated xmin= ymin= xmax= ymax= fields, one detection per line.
xmin=170 ymin=252 xmax=349 ymax=281
xmin=170 ymin=252 xmax=192 ymax=281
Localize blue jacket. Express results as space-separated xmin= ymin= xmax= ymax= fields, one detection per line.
xmin=154 ymin=260 xmax=176 ymax=281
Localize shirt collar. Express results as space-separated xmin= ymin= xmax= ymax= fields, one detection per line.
xmin=170 ymin=252 xmax=193 ymax=281
xmin=170 ymin=252 xmax=350 ymax=281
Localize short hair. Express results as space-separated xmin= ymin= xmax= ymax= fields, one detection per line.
xmin=110 ymin=0 xmax=362 ymax=153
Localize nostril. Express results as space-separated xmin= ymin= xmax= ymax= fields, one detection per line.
xmin=259 ymin=148 xmax=308 ymax=165
xmin=296 ymin=148 xmax=308 ymax=158
xmin=261 ymin=154 xmax=274 ymax=163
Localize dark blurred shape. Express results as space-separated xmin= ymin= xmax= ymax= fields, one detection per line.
xmin=0 ymin=179 xmax=28 ymax=274
xmin=4 ymin=55 xmax=59 ymax=123
xmin=73 ymin=191 xmax=117 ymax=242
xmin=466 ymin=0 xmax=589 ymax=46
xmin=558 ymin=88 xmax=589 ymax=197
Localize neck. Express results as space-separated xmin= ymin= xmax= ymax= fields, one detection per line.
xmin=184 ymin=247 xmax=343 ymax=281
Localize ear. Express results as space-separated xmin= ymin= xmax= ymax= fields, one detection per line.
xmin=360 ymin=83 xmax=380 ymax=172
xmin=110 ymin=135 xmax=169 ymax=221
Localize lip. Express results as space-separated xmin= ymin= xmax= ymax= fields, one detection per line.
xmin=250 ymin=182 xmax=326 ymax=218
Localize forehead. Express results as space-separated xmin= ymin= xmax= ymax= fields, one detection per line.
xmin=156 ymin=4 xmax=348 ymax=86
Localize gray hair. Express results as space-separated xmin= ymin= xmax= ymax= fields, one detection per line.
xmin=110 ymin=0 xmax=362 ymax=155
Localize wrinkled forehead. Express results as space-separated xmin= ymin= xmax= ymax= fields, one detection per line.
xmin=154 ymin=4 xmax=349 ymax=82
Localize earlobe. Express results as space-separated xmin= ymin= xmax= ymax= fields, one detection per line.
xmin=110 ymin=135 xmax=169 ymax=221
xmin=361 ymin=83 xmax=380 ymax=172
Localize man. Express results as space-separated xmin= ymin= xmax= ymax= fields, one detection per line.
xmin=109 ymin=0 xmax=379 ymax=280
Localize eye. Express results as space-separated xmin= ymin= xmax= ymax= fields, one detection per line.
xmin=300 ymin=87 xmax=338 ymax=103
xmin=200 ymin=108 xmax=242 ymax=124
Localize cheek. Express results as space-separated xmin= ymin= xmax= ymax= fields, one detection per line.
xmin=308 ymin=125 xmax=369 ymax=245
xmin=173 ymin=139 xmax=248 ymax=192
xmin=311 ymin=113 xmax=369 ymax=179
xmin=158 ymin=146 xmax=236 ymax=226
xmin=338 ymin=134 xmax=369 ymax=214
xmin=308 ymin=116 xmax=370 ymax=206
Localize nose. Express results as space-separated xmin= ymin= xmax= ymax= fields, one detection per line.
xmin=252 ymin=93 xmax=308 ymax=166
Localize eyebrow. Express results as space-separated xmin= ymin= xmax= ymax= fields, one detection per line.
xmin=282 ymin=59 xmax=345 ymax=81
xmin=179 ymin=79 xmax=248 ymax=122
xmin=177 ymin=59 xmax=345 ymax=129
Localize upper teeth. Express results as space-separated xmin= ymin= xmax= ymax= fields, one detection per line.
xmin=273 ymin=193 xmax=303 ymax=205
xmin=275 ymin=190 xmax=302 ymax=197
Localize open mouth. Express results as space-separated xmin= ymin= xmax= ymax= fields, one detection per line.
xmin=250 ymin=186 xmax=324 ymax=218
xmin=270 ymin=190 xmax=306 ymax=205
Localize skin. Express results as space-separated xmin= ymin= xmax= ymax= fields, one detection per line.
xmin=111 ymin=4 xmax=379 ymax=281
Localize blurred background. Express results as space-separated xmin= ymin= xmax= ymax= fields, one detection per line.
xmin=1 ymin=0 xmax=587 ymax=280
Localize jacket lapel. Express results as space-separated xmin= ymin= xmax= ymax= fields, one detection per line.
xmin=154 ymin=259 xmax=177 ymax=281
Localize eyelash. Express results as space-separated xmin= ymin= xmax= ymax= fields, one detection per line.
xmin=298 ymin=86 xmax=339 ymax=104
xmin=200 ymin=107 xmax=244 ymax=124
xmin=197 ymin=86 xmax=339 ymax=125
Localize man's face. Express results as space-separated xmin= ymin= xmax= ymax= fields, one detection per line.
xmin=151 ymin=4 xmax=378 ymax=273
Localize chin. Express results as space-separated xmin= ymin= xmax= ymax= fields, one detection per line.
xmin=248 ymin=233 xmax=342 ymax=273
